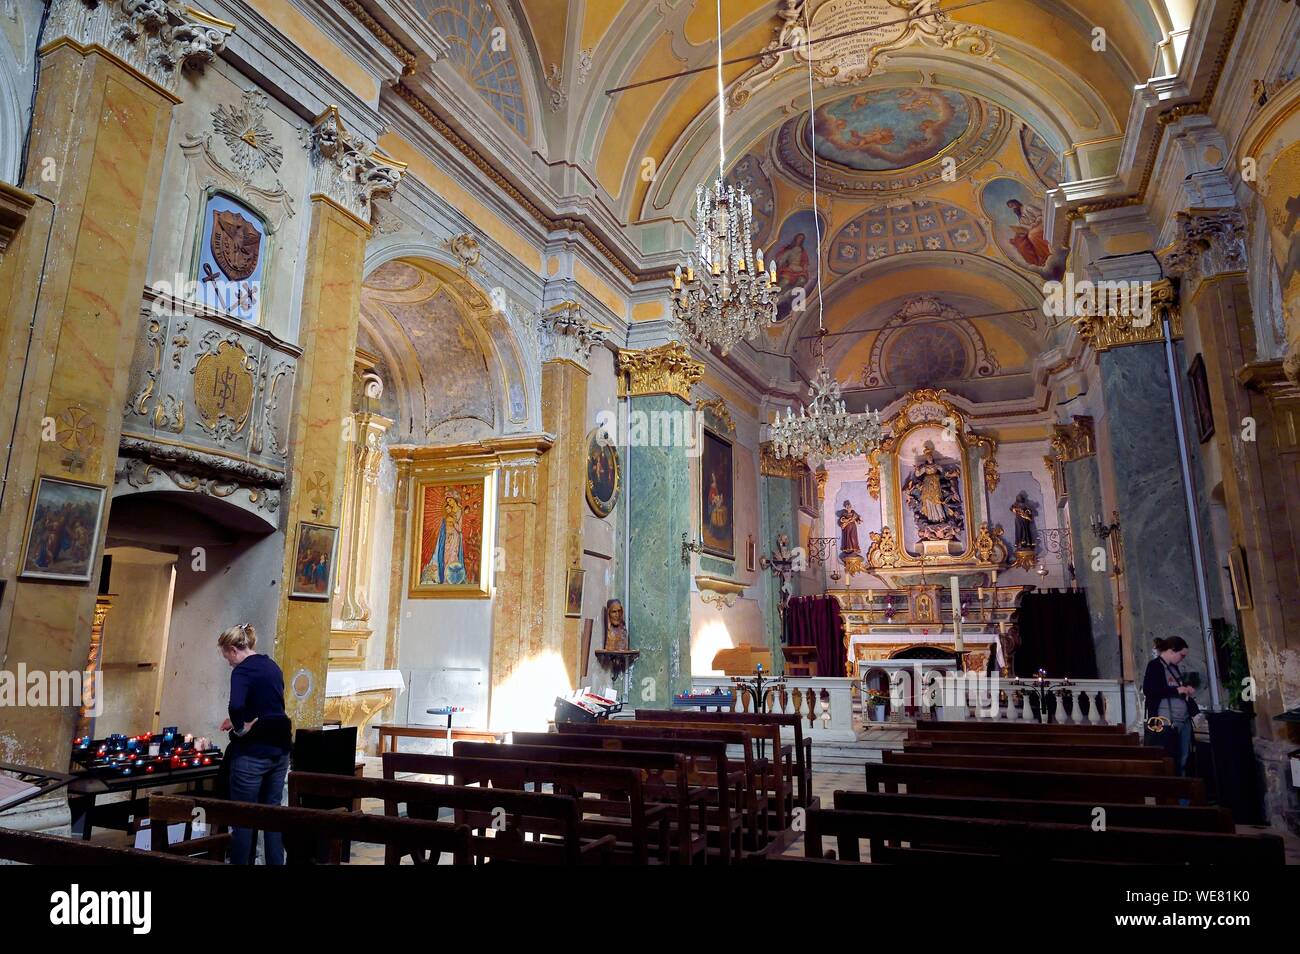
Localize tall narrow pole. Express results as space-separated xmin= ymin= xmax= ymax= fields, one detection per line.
xmin=1160 ymin=313 xmax=1222 ymax=708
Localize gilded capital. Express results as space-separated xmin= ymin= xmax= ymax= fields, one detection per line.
xmin=759 ymin=441 xmax=802 ymax=479
xmin=617 ymin=341 xmax=703 ymax=402
xmin=46 ymin=0 xmax=234 ymax=93
xmin=1073 ymin=278 xmax=1181 ymax=351
xmin=308 ymin=106 xmax=406 ymax=225
xmin=539 ymin=300 xmax=602 ymax=368
xmin=1050 ymin=415 xmax=1095 ymax=462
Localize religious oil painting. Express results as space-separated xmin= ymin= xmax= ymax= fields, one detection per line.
xmin=564 ymin=567 xmax=585 ymax=618
xmin=769 ymin=209 xmax=826 ymax=322
xmin=290 ymin=523 xmax=338 ymax=601
xmin=809 ymin=88 xmax=973 ymax=172
xmin=585 ymin=429 xmax=620 ymax=518
xmin=700 ymin=428 xmax=735 ymax=560
xmin=979 ymin=176 xmax=1067 ymax=281
xmin=20 ymin=477 xmax=107 ymax=583
xmin=409 ymin=473 xmax=494 ymax=599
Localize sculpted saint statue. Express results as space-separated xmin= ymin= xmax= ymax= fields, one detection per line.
xmin=837 ymin=500 xmax=863 ymax=554
xmin=1011 ymin=491 xmax=1037 ymax=551
xmin=901 ymin=441 xmax=964 ymax=541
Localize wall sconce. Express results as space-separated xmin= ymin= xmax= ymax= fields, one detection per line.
xmin=1090 ymin=510 xmax=1123 ymax=576
xmin=681 ymin=531 xmax=703 ymax=566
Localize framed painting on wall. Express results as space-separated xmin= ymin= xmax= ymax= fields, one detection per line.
xmin=564 ymin=567 xmax=585 ymax=618
xmin=290 ymin=522 xmax=338 ymax=600
xmin=1187 ymin=353 xmax=1215 ymax=443
xmin=700 ymin=427 xmax=735 ymax=560
xmin=19 ymin=477 xmax=107 ymax=583
xmin=585 ymin=429 xmax=620 ymax=518
xmin=409 ymin=472 xmax=494 ymax=599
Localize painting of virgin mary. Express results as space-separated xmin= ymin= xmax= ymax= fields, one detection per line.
xmin=409 ymin=475 xmax=492 ymax=598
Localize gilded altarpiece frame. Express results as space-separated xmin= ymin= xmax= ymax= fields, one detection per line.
xmin=407 ymin=470 xmax=497 ymax=600
xmin=863 ymin=389 xmax=1001 ymax=576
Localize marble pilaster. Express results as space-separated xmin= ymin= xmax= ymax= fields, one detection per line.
xmin=1098 ymin=342 xmax=1208 ymax=681
xmin=759 ymin=443 xmax=800 ymax=668
xmin=618 ymin=343 xmax=703 ymax=703
xmin=1169 ymin=210 xmax=1300 ymax=725
xmin=1063 ymin=455 xmax=1120 ymax=678
xmin=538 ymin=303 xmax=601 ymax=684
xmin=0 ymin=36 xmax=183 ymax=770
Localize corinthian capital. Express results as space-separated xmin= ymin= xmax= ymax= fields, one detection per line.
xmin=47 ymin=0 xmax=234 ymax=92
xmin=617 ymin=341 xmax=704 ymax=402
xmin=308 ymin=106 xmax=406 ymax=225
xmin=1160 ymin=208 xmax=1247 ymax=284
xmin=539 ymin=301 xmax=602 ymax=368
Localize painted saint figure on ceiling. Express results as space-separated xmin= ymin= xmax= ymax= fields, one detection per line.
xmin=902 ymin=441 xmax=964 ymax=541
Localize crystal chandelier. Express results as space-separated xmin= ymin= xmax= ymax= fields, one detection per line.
xmin=670 ymin=0 xmax=779 ymax=355
xmin=770 ymin=334 xmax=886 ymax=465
xmin=767 ymin=7 xmax=884 ymax=464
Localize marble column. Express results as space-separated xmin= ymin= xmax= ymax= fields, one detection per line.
xmin=1057 ymin=427 xmax=1120 ymax=678
xmin=273 ymin=108 xmax=404 ymax=730
xmin=759 ymin=443 xmax=800 ymax=669
xmin=0 ymin=2 xmax=230 ymax=770
xmin=1165 ymin=209 xmax=1300 ymax=726
xmin=618 ymin=343 xmax=703 ymax=703
xmin=538 ymin=303 xmax=602 ymax=684
xmin=1079 ymin=272 xmax=1210 ymax=681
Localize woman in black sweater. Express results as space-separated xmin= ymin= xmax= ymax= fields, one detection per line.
xmin=218 ymin=623 xmax=293 ymax=864
xmin=1142 ymin=636 xmax=1197 ymax=776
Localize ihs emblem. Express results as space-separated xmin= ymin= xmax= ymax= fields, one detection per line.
xmin=212 ymin=90 xmax=284 ymax=180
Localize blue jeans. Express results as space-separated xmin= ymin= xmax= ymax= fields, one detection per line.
xmin=1173 ymin=718 xmax=1193 ymax=777
xmin=228 ymin=751 xmax=289 ymax=865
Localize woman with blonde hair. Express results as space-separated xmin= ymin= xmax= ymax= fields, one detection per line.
xmin=217 ymin=623 xmax=292 ymax=864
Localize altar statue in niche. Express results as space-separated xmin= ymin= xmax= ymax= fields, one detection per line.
xmin=901 ymin=441 xmax=964 ymax=541
xmin=837 ymin=500 xmax=863 ymax=554
xmin=1011 ymin=491 xmax=1038 ymax=551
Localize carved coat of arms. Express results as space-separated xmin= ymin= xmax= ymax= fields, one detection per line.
xmin=210 ymin=209 xmax=262 ymax=281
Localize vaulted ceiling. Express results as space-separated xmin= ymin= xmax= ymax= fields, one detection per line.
xmin=447 ymin=1 xmax=1202 ymax=402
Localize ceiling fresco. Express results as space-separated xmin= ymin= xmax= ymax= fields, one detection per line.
xmin=772 ymin=88 xmax=1010 ymax=197
xmin=810 ymin=88 xmax=974 ymax=172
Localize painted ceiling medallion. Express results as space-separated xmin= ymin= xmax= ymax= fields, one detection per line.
xmin=212 ymin=90 xmax=284 ymax=179
xmin=810 ymin=88 xmax=973 ymax=172
xmin=772 ymin=88 xmax=1009 ymax=197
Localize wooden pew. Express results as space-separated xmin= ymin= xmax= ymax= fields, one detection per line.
xmin=907 ymin=729 xmax=1142 ymax=747
xmin=285 ymin=771 xmax=613 ymax=865
xmin=864 ymin=761 xmax=1204 ymax=805
xmin=379 ymin=751 xmax=660 ymax=864
xmin=883 ymin=749 xmax=1173 ymax=776
xmin=905 ymin=739 xmax=1167 ymax=761
xmin=376 ymin=723 xmax=500 ymax=754
xmin=832 ymin=790 xmax=1235 ymax=832
xmin=451 ymin=741 xmax=703 ymax=864
xmin=612 ymin=717 xmax=791 ymax=830
xmin=0 ymin=827 xmax=221 ymax=865
xmin=514 ymin=730 xmax=741 ymax=863
xmin=148 ymin=792 xmax=475 ymax=865
xmin=913 ymin=720 xmax=1127 ymax=735
xmin=801 ymin=808 xmax=1284 ymax=865
xmin=558 ymin=721 xmax=770 ymax=848
xmin=636 ymin=708 xmax=815 ymax=810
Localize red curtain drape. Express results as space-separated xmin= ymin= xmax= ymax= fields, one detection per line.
xmin=783 ymin=596 xmax=846 ymax=676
